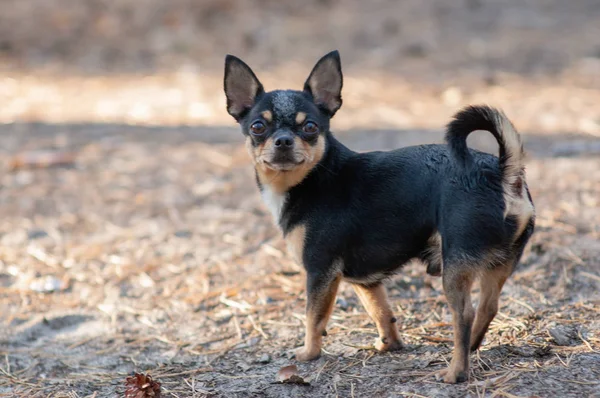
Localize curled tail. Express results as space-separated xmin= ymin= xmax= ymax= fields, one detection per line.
xmin=445 ymin=105 xmax=525 ymax=197
xmin=446 ymin=105 xmax=534 ymax=235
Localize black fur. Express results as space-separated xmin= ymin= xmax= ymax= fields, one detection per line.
xmin=280 ymin=133 xmax=533 ymax=283
xmin=446 ymin=105 xmax=525 ymax=195
xmin=445 ymin=105 xmax=510 ymax=169
xmin=223 ymin=52 xmax=535 ymax=285
xmin=224 ymin=51 xmax=536 ymax=377
xmin=240 ymin=90 xmax=329 ymax=146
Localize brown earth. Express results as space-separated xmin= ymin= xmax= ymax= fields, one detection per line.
xmin=1 ymin=123 xmax=599 ymax=397
xmin=0 ymin=0 xmax=600 ymax=397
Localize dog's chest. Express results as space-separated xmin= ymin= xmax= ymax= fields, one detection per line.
xmin=261 ymin=186 xmax=287 ymax=224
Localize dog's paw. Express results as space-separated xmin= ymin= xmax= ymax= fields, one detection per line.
xmin=374 ymin=337 xmax=403 ymax=352
xmin=436 ymin=368 xmax=468 ymax=384
xmin=294 ymin=346 xmax=321 ymax=361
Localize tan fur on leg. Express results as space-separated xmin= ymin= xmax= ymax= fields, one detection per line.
xmin=353 ymin=283 xmax=403 ymax=351
xmin=470 ymin=264 xmax=511 ymax=351
xmin=295 ymin=274 xmax=342 ymax=361
xmin=439 ymin=269 xmax=475 ymax=384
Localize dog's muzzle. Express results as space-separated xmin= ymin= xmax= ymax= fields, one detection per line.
xmin=264 ymin=132 xmax=304 ymax=171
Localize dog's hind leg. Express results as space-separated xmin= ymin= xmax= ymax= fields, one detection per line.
xmin=470 ymin=218 xmax=534 ymax=351
xmin=352 ymin=283 xmax=403 ymax=352
xmin=439 ymin=264 xmax=475 ymax=384
xmin=470 ymin=264 xmax=511 ymax=351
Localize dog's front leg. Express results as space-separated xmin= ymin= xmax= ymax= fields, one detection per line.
xmin=295 ymin=270 xmax=342 ymax=361
xmin=352 ymin=283 xmax=403 ymax=352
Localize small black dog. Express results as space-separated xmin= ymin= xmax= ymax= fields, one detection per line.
xmin=223 ymin=51 xmax=534 ymax=383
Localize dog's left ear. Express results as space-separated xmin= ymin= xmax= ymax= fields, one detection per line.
xmin=224 ymin=55 xmax=265 ymax=121
xmin=303 ymin=50 xmax=343 ymax=117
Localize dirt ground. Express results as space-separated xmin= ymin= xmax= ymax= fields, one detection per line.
xmin=1 ymin=0 xmax=600 ymax=397
xmin=0 ymin=123 xmax=599 ymax=398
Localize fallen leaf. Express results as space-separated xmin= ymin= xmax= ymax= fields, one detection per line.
xmin=275 ymin=365 xmax=310 ymax=386
xmin=277 ymin=365 xmax=298 ymax=382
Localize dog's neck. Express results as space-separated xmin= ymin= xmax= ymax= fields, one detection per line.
xmin=256 ymin=132 xmax=351 ymax=228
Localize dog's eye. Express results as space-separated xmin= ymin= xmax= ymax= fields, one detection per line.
xmin=250 ymin=121 xmax=266 ymax=136
xmin=302 ymin=122 xmax=318 ymax=134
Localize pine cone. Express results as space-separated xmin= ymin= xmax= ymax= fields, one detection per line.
xmin=124 ymin=373 xmax=161 ymax=398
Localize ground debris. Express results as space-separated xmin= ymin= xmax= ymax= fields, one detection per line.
xmin=1 ymin=114 xmax=599 ymax=398
xmin=274 ymin=365 xmax=310 ymax=386
xmin=28 ymin=275 xmax=68 ymax=293
xmin=8 ymin=149 xmax=77 ymax=170
xmin=258 ymin=353 xmax=271 ymax=364
xmin=549 ymin=325 xmax=581 ymax=346
xmin=125 ymin=373 xmax=161 ymax=398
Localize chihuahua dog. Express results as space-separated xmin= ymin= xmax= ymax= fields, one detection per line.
xmin=223 ymin=51 xmax=534 ymax=383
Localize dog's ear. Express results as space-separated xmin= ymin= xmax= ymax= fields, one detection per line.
xmin=224 ymin=55 xmax=265 ymax=121
xmin=303 ymin=50 xmax=343 ymax=117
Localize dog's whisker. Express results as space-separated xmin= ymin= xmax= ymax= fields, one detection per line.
xmin=315 ymin=162 xmax=337 ymax=176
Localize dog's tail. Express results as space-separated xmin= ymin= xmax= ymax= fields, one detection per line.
xmin=445 ymin=105 xmax=525 ymax=196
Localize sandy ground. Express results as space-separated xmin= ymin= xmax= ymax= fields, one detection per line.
xmin=1 ymin=0 xmax=600 ymax=397
xmin=0 ymin=122 xmax=599 ymax=397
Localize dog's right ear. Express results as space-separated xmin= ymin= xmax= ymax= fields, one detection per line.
xmin=224 ymin=55 xmax=265 ymax=121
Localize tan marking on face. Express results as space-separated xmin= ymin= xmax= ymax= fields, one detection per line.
xmin=261 ymin=110 xmax=273 ymax=122
xmin=295 ymin=112 xmax=307 ymax=124
xmin=253 ymin=135 xmax=326 ymax=194
xmin=245 ymin=136 xmax=265 ymax=166
xmin=286 ymin=224 xmax=306 ymax=265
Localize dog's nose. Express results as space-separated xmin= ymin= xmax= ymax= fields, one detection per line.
xmin=274 ymin=135 xmax=294 ymax=148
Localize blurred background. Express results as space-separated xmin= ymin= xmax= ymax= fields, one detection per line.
xmin=1 ymin=0 xmax=600 ymax=132
xmin=1 ymin=1 xmax=599 ymax=397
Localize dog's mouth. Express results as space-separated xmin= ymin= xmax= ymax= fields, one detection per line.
xmin=263 ymin=159 xmax=305 ymax=172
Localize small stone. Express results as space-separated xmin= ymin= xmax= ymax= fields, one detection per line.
xmin=28 ymin=229 xmax=48 ymax=240
xmin=336 ymin=297 xmax=349 ymax=310
xmin=214 ymin=309 xmax=233 ymax=324
xmin=174 ymin=230 xmax=192 ymax=238
xmin=549 ymin=325 xmax=578 ymax=346
xmin=29 ymin=276 xmax=65 ymax=293
xmin=237 ymin=362 xmax=251 ymax=372
xmin=257 ymin=296 xmax=275 ymax=305
xmin=258 ymin=354 xmax=271 ymax=364
xmin=239 ymin=337 xmax=260 ymax=348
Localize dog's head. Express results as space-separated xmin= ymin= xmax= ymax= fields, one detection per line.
xmin=224 ymin=51 xmax=343 ymax=191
